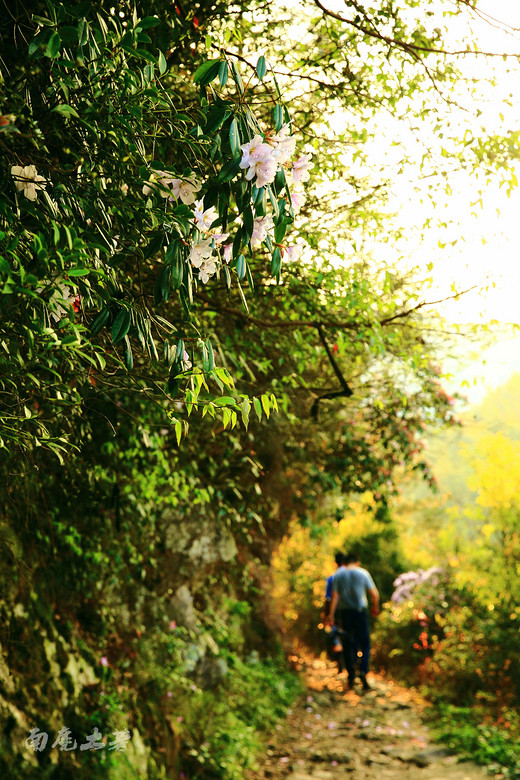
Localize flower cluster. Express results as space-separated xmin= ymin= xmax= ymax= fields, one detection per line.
xmin=139 ymin=125 xmax=311 ymax=285
xmin=189 ymin=198 xmax=229 ymax=284
xmin=239 ymin=124 xmax=312 ymax=215
xmin=391 ymin=567 xmax=443 ymax=604
xmin=142 ymin=171 xmax=201 ymax=205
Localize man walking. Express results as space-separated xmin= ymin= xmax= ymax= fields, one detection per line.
xmin=326 ymin=552 xmax=379 ymax=691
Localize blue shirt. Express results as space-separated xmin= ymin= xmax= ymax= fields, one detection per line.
xmin=332 ymin=566 xmax=376 ymax=610
xmin=325 ymin=573 xmax=335 ymax=600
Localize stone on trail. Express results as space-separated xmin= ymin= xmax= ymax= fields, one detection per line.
xmin=309 ymin=747 xmax=353 ymax=763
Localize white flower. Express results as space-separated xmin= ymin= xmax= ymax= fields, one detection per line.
xmin=198 ymin=259 xmax=217 ymax=284
xmin=210 ymin=231 xmax=229 ymax=246
xmin=251 ymin=215 xmax=274 ymax=246
xmin=292 ymin=154 xmax=312 ymax=184
xmin=193 ymin=199 xmax=218 ymax=231
xmin=189 ymin=237 xmax=214 ymax=268
xmin=171 ymin=175 xmax=202 ymax=205
xmin=142 ymin=171 xmax=202 ymax=204
xmin=240 ymin=135 xmax=278 ymax=188
xmin=11 ymin=164 xmax=47 ymax=201
xmin=222 ymin=243 xmax=233 ymax=264
xmin=291 ymin=188 xmax=306 ymax=213
xmin=120 ymin=183 xmax=129 ymax=196
xmin=284 ymin=244 xmax=302 ymax=262
xmin=271 ymin=124 xmax=296 ymax=164
xmin=239 ymin=135 xmax=273 ymax=169
xmin=142 ymin=170 xmax=177 ymax=197
xmin=252 ymin=156 xmax=278 ymax=188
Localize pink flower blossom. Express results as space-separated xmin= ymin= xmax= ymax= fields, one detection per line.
xmin=222 ymin=243 xmax=233 ymax=264
xmin=292 ymin=154 xmax=312 ymax=184
xmin=251 ymin=215 xmax=274 ymax=246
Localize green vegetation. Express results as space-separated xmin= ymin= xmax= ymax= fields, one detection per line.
xmin=370 ymin=374 xmax=520 ymax=775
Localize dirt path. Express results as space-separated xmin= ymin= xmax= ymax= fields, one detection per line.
xmin=249 ymin=656 xmax=495 ymax=780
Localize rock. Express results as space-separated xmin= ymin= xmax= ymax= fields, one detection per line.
xmin=170 ymin=585 xmax=198 ymax=631
xmin=365 ymin=754 xmax=392 ymax=765
xmin=380 ymin=746 xmax=437 ymax=766
xmin=194 ymin=656 xmax=228 ymax=689
xmin=311 ymin=691 xmax=337 ymax=707
xmin=411 ymin=752 xmax=431 ymax=767
xmin=309 ymin=747 xmax=353 ymax=763
xmin=355 ymin=729 xmax=387 ymax=742
xmin=286 ymin=774 xmax=315 ymax=780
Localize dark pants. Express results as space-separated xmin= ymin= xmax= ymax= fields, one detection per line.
xmin=337 ymin=608 xmax=370 ymax=679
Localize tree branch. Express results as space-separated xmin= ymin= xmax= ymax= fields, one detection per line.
xmin=311 ymin=0 xmax=520 ymax=59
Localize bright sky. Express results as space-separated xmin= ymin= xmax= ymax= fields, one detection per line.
xmin=309 ymin=0 xmax=520 ymax=402
xmin=378 ymin=0 xmax=520 ymax=403
xmin=415 ymin=0 xmax=520 ymax=402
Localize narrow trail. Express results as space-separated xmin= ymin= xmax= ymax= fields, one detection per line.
xmin=249 ymin=655 xmax=493 ymax=780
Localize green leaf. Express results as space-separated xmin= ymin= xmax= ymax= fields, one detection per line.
xmin=67 ymin=268 xmax=90 ymax=277
xmin=158 ymin=50 xmax=167 ymax=75
xmin=124 ymin=336 xmax=133 ymax=370
xmin=90 ymin=308 xmax=110 ymax=336
xmin=205 ymin=107 xmax=232 ymax=135
xmin=193 ymin=59 xmax=221 ymax=86
xmin=256 ymin=55 xmax=267 ymax=80
xmin=243 ymin=206 xmax=254 ymax=240
xmin=138 ymin=16 xmax=160 ymax=28
xmin=218 ymin=60 xmax=229 ymax=87
xmin=240 ymin=398 xmax=251 ymax=429
xmin=231 ymin=62 xmax=244 ymax=94
xmin=46 ymin=32 xmax=61 ymax=58
xmin=61 ymin=334 xmax=80 ymax=346
xmin=205 ymin=339 xmax=215 ymax=371
xmin=218 ymin=157 xmax=242 ymax=183
xmin=213 ymin=396 xmax=237 ymax=407
xmin=154 ymin=265 xmax=171 ymax=304
xmin=236 ymin=254 xmax=246 ymax=280
xmin=236 ymin=278 xmax=249 ymax=314
xmin=274 ymin=220 xmax=287 ymax=244
xmin=253 ymin=397 xmax=262 ymax=421
xmin=171 ymin=254 xmax=185 ymax=291
xmin=201 ymin=343 xmax=210 ymax=373
xmin=111 ymin=309 xmax=131 ymax=343
xmin=175 ymin=339 xmax=185 ymax=362
xmin=52 ymin=104 xmax=80 ymax=119
xmin=273 ymin=104 xmax=283 ymax=131
xmin=271 ymin=246 xmax=282 ymax=276
xmin=229 ymin=117 xmax=241 ymax=159
xmin=135 ymin=48 xmax=157 ymax=63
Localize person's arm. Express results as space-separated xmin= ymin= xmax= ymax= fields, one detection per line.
xmin=322 ymin=575 xmax=333 ymax=619
xmin=325 ymin=590 xmax=338 ymax=625
xmin=368 ymin=586 xmax=379 ymax=617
